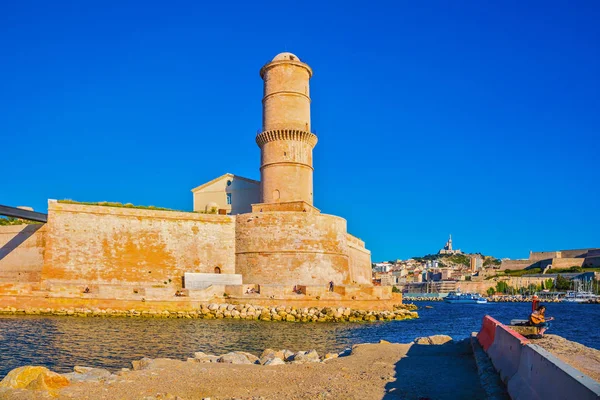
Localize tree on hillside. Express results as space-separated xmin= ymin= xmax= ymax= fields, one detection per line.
xmin=555 ymin=275 xmax=571 ymax=291
xmin=495 ymin=281 xmax=512 ymax=294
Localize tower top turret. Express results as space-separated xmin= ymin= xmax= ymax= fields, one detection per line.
xmin=272 ymin=52 xmax=300 ymax=61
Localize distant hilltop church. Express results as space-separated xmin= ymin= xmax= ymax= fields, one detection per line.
xmin=0 ymin=52 xmax=381 ymax=303
xmin=439 ymin=235 xmax=462 ymax=255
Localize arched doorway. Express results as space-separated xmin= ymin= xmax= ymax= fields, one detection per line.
xmin=214 ymin=267 xmax=221 ymax=274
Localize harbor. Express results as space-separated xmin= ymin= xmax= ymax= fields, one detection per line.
xmin=1 ymin=301 xmax=600 ymax=399
xmin=1 ymin=301 xmax=599 ymax=379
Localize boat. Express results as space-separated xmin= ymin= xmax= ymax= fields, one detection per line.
xmin=563 ymin=278 xmax=599 ymax=303
xmin=564 ymin=291 xmax=598 ymax=303
xmin=444 ymin=289 xmax=488 ymax=304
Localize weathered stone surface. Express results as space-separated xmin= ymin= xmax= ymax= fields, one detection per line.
xmin=42 ymin=202 xmax=236 ymax=288
xmin=0 ymin=366 xmax=69 ymax=391
xmin=217 ymin=352 xmax=253 ymax=364
xmin=64 ymin=366 xmax=112 ymax=382
xmin=282 ymin=350 xmax=295 ymax=361
xmin=414 ymin=335 xmax=453 ymax=345
xmin=236 ymin=352 xmax=259 ymax=364
xmin=191 ymin=353 xmax=220 ymax=363
xmin=323 ymin=353 xmax=339 ymax=361
xmin=132 ymin=357 xmax=154 ymax=370
xmin=291 ymin=350 xmax=320 ymax=363
xmin=263 ymin=357 xmax=285 ymax=366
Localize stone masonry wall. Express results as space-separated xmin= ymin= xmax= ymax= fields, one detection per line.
xmin=529 ymin=251 xmax=560 ymax=261
xmin=235 ymin=212 xmax=352 ymax=285
xmin=42 ymin=202 xmax=235 ymax=289
xmin=347 ymin=234 xmax=372 ymax=285
xmin=501 ymin=259 xmax=535 ymax=271
xmin=460 ymin=276 xmax=551 ymax=294
xmin=549 ymin=258 xmax=585 ymax=269
xmin=0 ymin=224 xmax=46 ymax=283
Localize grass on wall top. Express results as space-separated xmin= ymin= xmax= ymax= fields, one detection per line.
xmin=57 ymin=200 xmax=217 ymax=214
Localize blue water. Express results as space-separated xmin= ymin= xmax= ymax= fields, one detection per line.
xmin=0 ymin=301 xmax=598 ymax=378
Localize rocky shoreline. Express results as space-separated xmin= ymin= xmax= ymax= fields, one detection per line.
xmin=0 ymin=303 xmax=418 ymax=322
xmin=403 ymin=296 xmax=588 ymax=303
xmin=0 ymin=335 xmax=456 ymax=400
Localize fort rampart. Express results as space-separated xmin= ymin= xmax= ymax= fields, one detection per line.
xmin=235 ymin=211 xmax=370 ymax=285
xmin=41 ymin=201 xmax=235 ymax=290
xmin=0 ymin=224 xmax=46 ymax=283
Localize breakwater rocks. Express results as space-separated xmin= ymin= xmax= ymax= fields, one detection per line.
xmin=0 ymin=303 xmax=419 ymax=322
xmin=404 ymin=296 xmax=445 ymax=302
xmin=487 ymin=296 xmax=562 ymax=303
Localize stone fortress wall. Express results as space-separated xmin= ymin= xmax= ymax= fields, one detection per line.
xmin=501 ymin=248 xmax=595 ymax=271
xmin=347 ymin=234 xmax=372 ymax=284
xmin=0 ymin=224 xmax=46 ymax=283
xmin=235 ymin=212 xmax=370 ymax=286
xmin=12 ymin=200 xmax=372 ymax=295
xmin=41 ymin=201 xmax=235 ymax=290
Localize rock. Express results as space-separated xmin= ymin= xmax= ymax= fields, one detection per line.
xmin=235 ymin=351 xmax=259 ymax=364
xmin=291 ymin=350 xmax=320 ymax=363
xmin=193 ymin=352 xmax=220 ymax=363
xmin=64 ymin=366 xmax=112 ymax=382
xmin=338 ymin=348 xmax=352 ymax=357
xmin=263 ymin=357 xmax=285 ymax=365
xmin=217 ymin=352 xmax=253 ymax=364
xmin=260 ymin=348 xmax=286 ymax=365
xmin=379 ymin=339 xmax=391 ymax=344
xmin=260 ymin=348 xmax=276 ymax=359
xmin=0 ymin=366 xmax=70 ymax=391
xmin=323 ymin=353 xmax=339 ymax=361
xmin=132 ymin=357 xmax=154 ymax=370
xmin=282 ymin=350 xmax=295 ymax=361
xmin=414 ymin=335 xmax=453 ymax=345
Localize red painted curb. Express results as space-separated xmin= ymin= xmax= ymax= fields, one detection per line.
xmin=477 ymin=315 xmax=501 ymax=351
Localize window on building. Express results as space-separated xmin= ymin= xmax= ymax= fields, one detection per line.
xmin=227 ymin=180 xmax=232 ymax=186
xmin=226 ymin=193 xmax=232 ymax=205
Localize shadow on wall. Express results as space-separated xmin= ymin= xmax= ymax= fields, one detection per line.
xmin=0 ymin=224 xmax=44 ymax=261
xmin=382 ymin=341 xmax=491 ymax=400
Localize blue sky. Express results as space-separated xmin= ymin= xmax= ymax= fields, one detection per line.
xmin=1 ymin=1 xmax=599 ymax=261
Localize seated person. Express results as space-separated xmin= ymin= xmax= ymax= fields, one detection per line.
xmin=529 ymin=305 xmax=554 ymax=335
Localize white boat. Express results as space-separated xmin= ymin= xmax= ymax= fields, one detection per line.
xmin=444 ymin=289 xmax=488 ymax=304
xmin=564 ymin=291 xmax=598 ymax=303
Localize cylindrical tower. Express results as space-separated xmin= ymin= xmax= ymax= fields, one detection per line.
xmin=256 ymin=52 xmax=318 ymax=205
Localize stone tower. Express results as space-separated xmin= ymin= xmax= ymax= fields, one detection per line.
xmin=256 ymin=52 xmax=318 ymax=207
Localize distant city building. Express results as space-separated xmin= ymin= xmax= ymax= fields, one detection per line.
xmin=439 ymin=234 xmax=462 ymax=255
xmin=379 ymin=274 xmax=397 ymax=286
xmin=470 ymin=255 xmax=483 ymax=272
xmin=372 ymin=262 xmax=393 ymax=273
